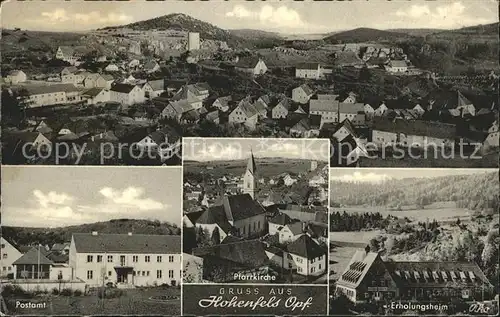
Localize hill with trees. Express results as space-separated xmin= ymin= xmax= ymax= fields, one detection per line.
xmin=324 ymin=27 xmax=416 ymax=43
xmin=330 ymin=172 xmax=499 ymax=213
xmin=2 ymin=219 xmax=181 ymax=248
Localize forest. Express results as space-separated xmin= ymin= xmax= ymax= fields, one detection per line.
xmin=330 ymin=172 xmax=499 ymax=213
xmin=2 ymin=219 xmax=181 ymax=248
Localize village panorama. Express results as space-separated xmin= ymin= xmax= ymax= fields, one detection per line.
xmin=1 ymin=2 xmax=498 ymax=166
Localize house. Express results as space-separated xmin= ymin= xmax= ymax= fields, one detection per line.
xmin=234 ymin=57 xmax=268 ymax=76
xmin=104 ymin=63 xmax=120 ymax=72
xmin=385 ymin=60 xmax=408 ymax=73
xmin=483 ymin=121 xmax=499 ymax=149
xmin=143 ymin=79 xmax=165 ymax=99
xmin=22 ymin=84 xmax=83 ymax=107
xmin=295 ymin=63 xmax=321 ymax=80
xmin=331 ymin=119 xmax=369 ymax=166
xmin=336 ymin=249 xmax=494 ymax=303
xmin=429 ymin=90 xmax=476 ymax=117
xmin=134 ymin=126 xmax=181 ymax=160
xmin=256 ymin=95 xmax=271 ymax=108
xmin=268 ymin=213 xmax=296 ymax=236
xmin=279 ymin=222 xmax=305 ymax=244
xmin=306 ymin=222 xmax=328 ymax=245
xmin=55 ymin=46 xmax=87 ymax=65
xmin=109 ymin=83 xmax=145 ymax=106
xmin=51 ymin=243 xmax=71 ymax=255
xmin=286 ymin=234 xmax=327 ymax=277
xmin=364 ymin=104 xmax=375 ymax=119
xmin=205 ymin=110 xmax=220 ymax=124
xmin=128 ymin=59 xmax=140 ymax=68
xmin=413 ymin=104 xmax=425 ymax=116
xmin=61 ymin=66 xmax=78 ymax=77
xmin=343 ymin=92 xmax=357 ymax=104
xmin=33 ymin=120 xmax=53 ymax=134
xmin=283 ymin=174 xmax=297 ymax=186
xmin=83 ymin=88 xmax=110 ymax=105
xmin=161 ymin=99 xmax=195 ymax=121
xmin=272 ymin=98 xmax=292 ymax=119
xmin=212 ymin=96 xmax=232 ymax=112
xmin=228 ymin=99 xmax=259 ymax=130
xmin=289 ymin=115 xmax=321 ymax=138
xmin=144 ymin=60 xmax=160 ymax=73
xmin=0 ymin=237 xmax=23 ymax=277
xmin=172 ymin=83 xmax=210 ymax=109
xmin=62 ymin=70 xmax=91 ymax=86
xmin=5 ymin=70 xmax=27 ymax=84
xmin=374 ymin=103 xmax=389 ymax=116
xmin=292 ymin=84 xmax=315 ymax=104
xmin=372 ymin=118 xmax=457 ymax=148
xmin=309 ymin=99 xmax=365 ymax=127
xmin=69 ymin=232 xmax=181 ymax=287
xmin=84 ymin=74 xmax=114 ymax=89
xmin=6 ymin=131 xmax=52 ymax=152
xmin=12 ymin=246 xmax=54 ymax=279
xmin=309 ymin=175 xmax=327 ymax=187
xmin=192 ymin=240 xmax=270 ymax=283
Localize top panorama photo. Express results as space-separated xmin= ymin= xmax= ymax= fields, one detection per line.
xmin=1 ymin=0 xmax=498 ymax=167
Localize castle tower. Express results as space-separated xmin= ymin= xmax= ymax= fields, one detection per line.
xmin=243 ymin=149 xmax=257 ymax=199
xmin=188 ymin=32 xmax=200 ymax=51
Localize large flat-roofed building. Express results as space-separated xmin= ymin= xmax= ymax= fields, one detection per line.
xmin=69 ymin=232 xmax=181 ymax=288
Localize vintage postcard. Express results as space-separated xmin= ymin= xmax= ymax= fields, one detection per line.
xmin=0 ymin=1 xmax=497 ymax=167
xmin=328 ymin=168 xmax=499 ymax=316
xmin=181 ymin=138 xmax=329 ymax=314
xmin=0 ymin=166 xmax=182 ymax=315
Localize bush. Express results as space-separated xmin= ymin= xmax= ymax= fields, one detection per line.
xmin=2 ymin=284 xmax=28 ymax=297
xmin=73 ymin=290 xmax=82 ymax=296
xmin=51 ymin=288 xmax=59 ymax=295
xmin=60 ymin=288 xmax=73 ymax=296
xmin=97 ymin=287 xmax=124 ymax=299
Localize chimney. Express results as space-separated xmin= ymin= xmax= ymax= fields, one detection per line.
xmin=128 ymin=232 xmax=132 ymax=236
xmin=302 ymin=222 xmax=307 ymax=232
xmin=91 ymin=231 xmax=98 ymax=236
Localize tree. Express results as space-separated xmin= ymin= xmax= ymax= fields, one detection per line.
xmin=358 ymin=66 xmax=372 ymax=82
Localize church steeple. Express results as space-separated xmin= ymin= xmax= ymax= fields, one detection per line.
xmin=243 ymin=149 xmax=257 ymax=199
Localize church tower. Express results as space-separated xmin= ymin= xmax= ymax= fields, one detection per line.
xmin=243 ymin=149 xmax=257 ymax=199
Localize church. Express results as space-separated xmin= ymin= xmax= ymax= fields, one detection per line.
xmin=193 ymin=150 xmax=268 ymax=239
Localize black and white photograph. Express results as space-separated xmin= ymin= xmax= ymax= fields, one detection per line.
xmin=182 ymin=138 xmax=329 ymax=285
xmin=0 ymin=166 xmax=182 ymax=315
xmin=328 ymin=168 xmax=499 ymax=316
xmin=1 ymin=1 xmax=498 ymax=167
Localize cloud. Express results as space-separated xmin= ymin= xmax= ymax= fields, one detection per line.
xmin=394 ymin=2 xmax=490 ymax=28
xmin=197 ymin=144 xmax=244 ymax=160
xmin=225 ymin=4 xmax=325 ymax=31
xmin=99 ymin=187 xmax=165 ymax=211
xmin=37 ymin=8 xmax=132 ymax=26
xmin=33 ymin=190 xmax=74 ymax=208
xmin=331 ymin=172 xmax=392 ymax=184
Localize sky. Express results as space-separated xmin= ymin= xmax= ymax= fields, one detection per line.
xmin=1 ymin=166 xmax=182 ymax=228
xmin=330 ymin=168 xmax=498 ymax=183
xmin=1 ymin=0 xmax=497 ymax=34
xmin=183 ymin=138 xmax=330 ymax=162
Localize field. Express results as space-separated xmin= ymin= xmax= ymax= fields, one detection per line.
xmin=183 ymin=158 xmax=327 ymax=178
xmin=5 ymin=287 xmax=180 ymax=315
xmin=331 ymin=202 xmax=475 ymax=223
xmin=329 ymin=230 xmax=384 ymax=244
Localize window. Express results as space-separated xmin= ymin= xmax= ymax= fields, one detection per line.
xmin=1 ymin=244 xmax=5 ymax=249
xmin=147 ymin=271 xmax=150 ymax=276
xmin=169 ymin=270 xmax=174 ymax=278
xmin=108 ymin=271 xmax=112 ymax=276
xmin=8 ymin=266 xmax=11 ymax=271
xmin=169 ymin=256 xmax=174 ymax=263
xmin=157 ymin=270 xmax=162 ymax=279
xmin=145 ymin=256 xmax=151 ymax=262
xmin=133 ymin=256 xmax=138 ymax=263
xmin=107 ymin=255 xmax=113 ymax=262
xmin=142 ymin=271 xmax=145 ymax=276
xmin=97 ymin=255 xmax=103 ymax=263
xmin=298 ymin=267 xmax=303 ymax=273
xmin=2 ymin=267 xmax=5 ymax=271
xmin=87 ymin=255 xmax=93 ymax=263
xmin=157 ymin=256 xmax=162 ymax=263
xmin=258 ymin=221 xmax=261 ymax=229
xmin=87 ymin=270 xmax=93 ymax=279
xmin=319 ymin=263 xmax=322 ymax=270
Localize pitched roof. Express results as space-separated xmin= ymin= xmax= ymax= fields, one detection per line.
xmin=193 ymin=239 xmax=269 ymax=268
xmin=72 ymin=233 xmax=180 ymax=254
xmin=110 ymin=83 xmax=136 ymax=94
xmin=269 ymin=212 xmax=294 ymax=226
xmin=286 ymin=234 xmax=326 ymax=259
xmin=236 ymin=100 xmax=259 ymax=118
xmin=372 ymin=118 xmax=457 ymax=140
xmin=13 ymin=246 xmax=54 ymax=265
xmin=337 ymin=250 xmax=380 ymax=288
xmin=299 ymin=84 xmax=314 ymax=96
xmin=285 ymin=222 xmax=304 ymax=236
xmin=22 ymin=84 xmax=80 ymax=95
xmin=235 ymin=56 xmax=262 ymax=68
xmin=246 ymin=151 xmax=257 ymax=174
xmin=213 ymin=96 xmax=232 ymax=108
xmin=221 ymin=235 xmax=244 ymax=244
xmin=222 ymin=194 xmax=266 ymax=222
xmin=197 ymin=205 xmax=234 ymax=233
xmin=296 ymin=63 xmax=320 ymax=70
xmin=168 ymin=99 xmax=194 ymax=114
xmin=388 ymin=60 xmax=408 ymax=68
xmin=205 ymin=110 xmax=220 ymax=121
xmin=83 ymin=87 xmax=105 ymax=97
xmin=148 ymin=79 xmax=165 ymax=91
